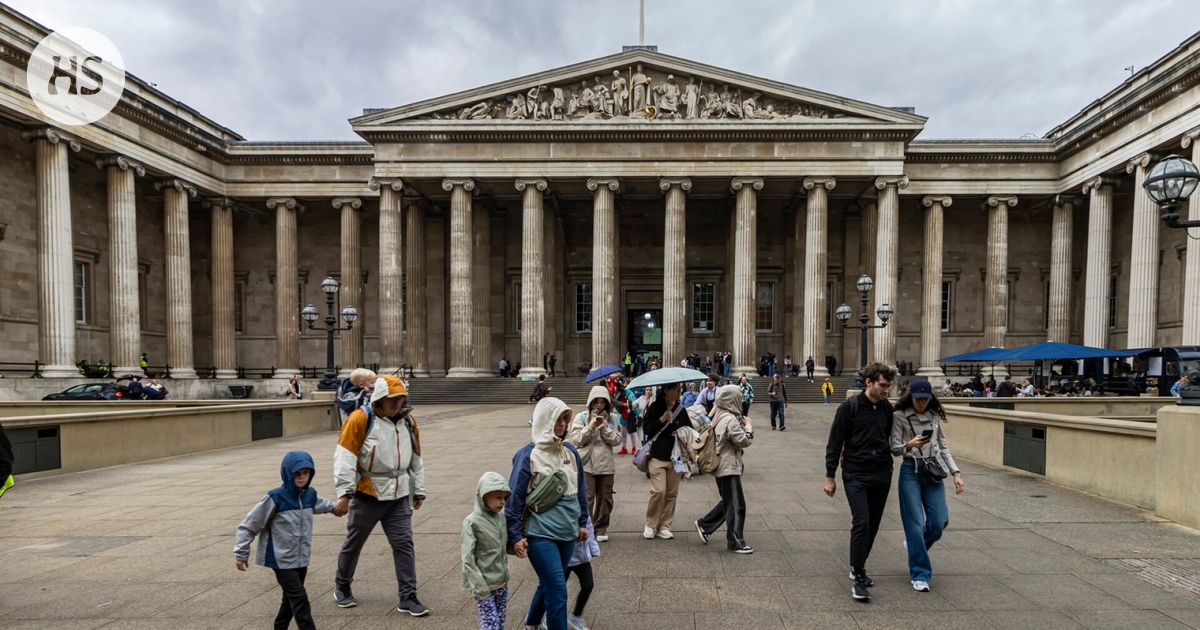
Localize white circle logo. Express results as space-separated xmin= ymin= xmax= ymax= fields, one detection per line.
xmin=26 ymin=27 xmax=125 ymax=126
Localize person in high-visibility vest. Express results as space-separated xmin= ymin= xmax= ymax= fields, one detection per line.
xmin=0 ymin=421 xmax=13 ymax=498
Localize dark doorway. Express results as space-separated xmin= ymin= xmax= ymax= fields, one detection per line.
xmin=627 ymin=309 xmax=663 ymax=366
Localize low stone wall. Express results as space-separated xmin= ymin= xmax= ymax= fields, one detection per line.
xmin=0 ymin=378 xmax=294 ymax=401
xmin=1155 ymin=406 xmax=1200 ymax=530
xmin=943 ymin=396 xmax=1173 ymax=418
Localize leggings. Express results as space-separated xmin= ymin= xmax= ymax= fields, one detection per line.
xmin=566 ymin=562 xmax=594 ymax=617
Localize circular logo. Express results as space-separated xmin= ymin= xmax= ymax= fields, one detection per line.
xmin=26 ymin=27 xmax=125 ymax=126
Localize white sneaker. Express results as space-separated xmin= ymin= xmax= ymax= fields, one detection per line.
xmin=656 ymin=529 xmax=674 ymax=540
xmin=912 ymin=580 xmax=930 ymax=592
xmin=595 ymin=533 xmax=609 ymax=542
xmin=643 ymin=526 xmax=655 ymax=539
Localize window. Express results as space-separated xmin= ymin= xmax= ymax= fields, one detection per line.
xmin=1108 ymin=275 xmax=1118 ymax=329
xmin=825 ymin=280 xmax=838 ymax=333
xmin=234 ymin=281 xmax=246 ymax=333
xmin=940 ymin=280 xmax=953 ymax=332
xmin=692 ymin=282 xmax=715 ymax=332
xmin=73 ymin=260 xmax=91 ymax=324
xmin=755 ymin=282 xmax=774 ymax=332
xmin=575 ymin=283 xmax=592 ymax=333
xmin=138 ymin=265 xmax=149 ymax=328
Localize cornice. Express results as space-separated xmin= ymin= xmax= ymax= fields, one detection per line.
xmin=356 ymin=127 xmax=918 ymax=144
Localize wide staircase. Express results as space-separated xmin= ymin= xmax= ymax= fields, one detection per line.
xmin=406 ymin=373 xmax=861 ymax=406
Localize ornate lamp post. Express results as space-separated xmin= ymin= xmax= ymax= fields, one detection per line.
xmin=1143 ymin=154 xmax=1200 ymax=229
xmin=834 ymin=274 xmax=892 ymax=388
xmin=301 ymin=277 xmax=358 ymax=391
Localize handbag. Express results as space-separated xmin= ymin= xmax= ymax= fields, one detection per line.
xmin=906 ymin=414 xmax=947 ymax=482
xmin=526 ymin=469 xmax=568 ymax=514
xmin=633 ymin=404 xmax=684 ymax=474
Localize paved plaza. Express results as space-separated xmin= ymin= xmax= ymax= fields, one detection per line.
xmin=3 ymin=402 xmax=1200 ymax=629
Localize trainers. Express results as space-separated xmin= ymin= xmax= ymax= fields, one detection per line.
xmin=731 ymin=544 xmax=754 ymax=554
xmin=695 ymin=520 xmax=709 ymax=544
xmin=912 ymin=580 xmax=930 ymax=592
xmin=397 ymin=598 xmax=430 ymax=617
xmin=656 ymin=529 xmax=674 ymax=540
xmin=780 ymin=426 xmax=786 ymax=431
xmin=617 ymin=447 xmax=628 ymax=455
xmin=567 ymin=613 xmax=589 ymax=629
xmin=851 ymin=578 xmax=871 ymax=601
xmin=595 ymin=532 xmax=609 ymax=542
xmin=334 ymin=586 xmax=358 ymax=608
xmin=643 ymin=526 xmax=655 ymax=539
xmin=848 ymin=571 xmax=874 ymax=588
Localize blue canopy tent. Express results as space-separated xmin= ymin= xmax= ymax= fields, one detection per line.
xmin=938 ymin=347 xmax=1009 ymax=363
xmin=999 ymin=341 xmax=1129 ymax=361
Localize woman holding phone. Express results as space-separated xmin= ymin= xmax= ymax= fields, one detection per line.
xmin=890 ymin=379 xmax=963 ymax=593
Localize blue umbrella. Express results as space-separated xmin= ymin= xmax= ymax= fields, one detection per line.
xmin=627 ymin=367 xmax=709 ymax=389
xmin=584 ymin=364 xmax=623 ymax=383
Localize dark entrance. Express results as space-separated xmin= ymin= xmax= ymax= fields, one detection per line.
xmin=627 ymin=309 xmax=663 ymax=365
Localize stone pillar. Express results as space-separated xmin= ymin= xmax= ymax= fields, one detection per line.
xmin=855 ymin=201 xmax=877 ymax=366
xmin=516 ymin=179 xmax=548 ymax=377
xmin=730 ymin=177 xmax=763 ymax=376
xmin=405 ymin=200 xmax=430 ymax=376
xmin=158 ymin=179 xmax=199 ymax=379
xmin=1182 ymin=130 xmax=1200 ymax=345
xmin=267 ymin=197 xmax=300 ymax=378
xmin=1082 ymin=176 xmax=1116 ymax=348
xmin=1047 ymin=196 xmax=1074 ymax=343
xmin=443 ymin=178 xmax=478 ymax=377
xmin=801 ymin=177 xmax=834 ymax=377
xmin=588 ymin=178 xmax=621 ymax=368
xmin=872 ymin=176 xmax=908 ymax=367
xmin=23 ymin=129 xmax=80 ymax=378
xmin=984 ymin=196 xmax=1017 ymax=373
xmin=97 ymin=155 xmax=145 ymax=375
xmin=369 ymin=178 xmax=404 ymax=374
xmin=204 ymin=198 xmax=238 ymax=379
xmin=917 ymin=196 xmax=951 ymax=379
xmin=1126 ymin=153 xmax=1159 ymax=349
xmin=473 ymin=202 xmax=492 ymax=375
xmin=333 ymin=197 xmax=364 ymax=377
xmin=659 ymin=177 xmax=691 ymax=367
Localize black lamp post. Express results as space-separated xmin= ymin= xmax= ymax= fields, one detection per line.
xmin=301 ymin=276 xmax=358 ymax=391
xmin=834 ymin=274 xmax=892 ymax=388
xmin=1142 ymin=154 xmax=1200 ymax=229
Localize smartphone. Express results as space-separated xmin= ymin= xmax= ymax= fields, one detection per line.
xmin=921 ymin=429 xmax=934 ymax=438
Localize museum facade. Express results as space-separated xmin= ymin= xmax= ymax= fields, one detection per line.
xmin=0 ymin=5 xmax=1198 ymax=381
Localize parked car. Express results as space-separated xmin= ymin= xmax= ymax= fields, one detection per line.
xmin=42 ymin=383 xmax=119 ymax=401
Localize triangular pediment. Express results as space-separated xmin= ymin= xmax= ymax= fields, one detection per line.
xmin=351 ymin=50 xmax=925 ymax=128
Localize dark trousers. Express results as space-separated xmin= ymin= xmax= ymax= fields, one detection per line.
xmin=697 ymin=474 xmax=747 ymax=548
xmin=769 ymin=401 xmax=785 ymax=428
xmin=272 ymin=566 xmax=315 ymax=630
xmin=567 ymin=561 xmax=594 ymax=617
xmin=842 ymin=468 xmax=892 ymax=575
xmin=336 ymin=496 xmax=418 ymax=602
xmin=585 ymin=473 xmax=614 ymax=533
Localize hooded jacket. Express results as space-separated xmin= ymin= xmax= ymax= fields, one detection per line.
xmin=712 ymin=385 xmax=753 ymax=478
xmin=333 ymin=377 xmax=426 ymax=502
xmin=461 ymin=471 xmax=511 ymax=599
xmin=234 ymin=451 xmax=335 ymax=569
xmin=505 ymin=397 xmax=589 ymax=547
xmin=568 ymin=386 xmax=622 ymax=475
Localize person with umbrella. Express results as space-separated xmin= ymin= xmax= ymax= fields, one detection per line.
xmin=640 ymin=380 xmax=693 ymax=540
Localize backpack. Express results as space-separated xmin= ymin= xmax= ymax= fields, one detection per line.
xmin=691 ymin=422 xmax=721 ymax=475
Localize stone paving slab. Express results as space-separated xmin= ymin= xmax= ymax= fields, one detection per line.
xmin=2 ymin=402 xmax=1200 ymax=629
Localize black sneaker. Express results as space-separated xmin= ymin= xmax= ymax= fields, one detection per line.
xmin=848 ymin=571 xmax=874 ymax=587
xmin=779 ymin=426 xmax=786 ymax=431
xmin=851 ymin=578 xmax=871 ymax=601
xmin=731 ymin=544 xmax=754 ymax=554
xmin=334 ymin=586 xmax=358 ymax=608
xmin=398 ymin=598 xmax=430 ymax=617
xmin=695 ymin=520 xmax=709 ymax=544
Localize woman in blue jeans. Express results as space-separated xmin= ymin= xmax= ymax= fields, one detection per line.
xmin=889 ymin=379 xmax=964 ymax=593
xmin=506 ymin=397 xmax=589 ymax=630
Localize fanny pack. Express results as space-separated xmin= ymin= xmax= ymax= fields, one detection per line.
xmin=526 ymin=469 xmax=568 ymax=514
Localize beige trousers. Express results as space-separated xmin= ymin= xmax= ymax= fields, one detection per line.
xmin=645 ymin=458 xmax=681 ymax=530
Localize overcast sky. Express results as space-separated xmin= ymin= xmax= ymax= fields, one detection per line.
xmin=8 ymin=0 xmax=1197 ymax=141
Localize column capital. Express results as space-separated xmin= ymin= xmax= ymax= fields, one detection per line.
xmin=874 ymin=175 xmax=909 ymax=190
xmin=95 ymin=155 xmax=145 ymax=177
xmin=800 ymin=176 xmax=833 ymax=192
xmin=331 ymin=197 xmax=363 ymax=210
xmin=1182 ymin=127 xmax=1200 ymax=149
xmin=201 ymin=197 xmax=238 ymax=210
xmin=1081 ymin=176 xmax=1120 ymax=195
xmin=658 ymin=177 xmax=692 ymax=192
xmin=586 ymin=177 xmax=620 ymax=192
xmin=22 ymin=127 xmax=80 ymax=152
xmin=1052 ymin=193 xmax=1080 ymax=208
xmin=985 ymin=195 xmax=1018 ymax=208
xmin=266 ymin=196 xmax=302 ymax=211
xmin=921 ymin=195 xmax=953 ymax=208
xmin=732 ymin=177 xmax=765 ymax=192
xmin=1125 ymin=152 xmax=1152 ymax=174
xmin=515 ymin=178 xmax=550 ymax=193
xmin=156 ymin=178 xmax=197 ymax=198
xmin=441 ymin=177 xmax=476 ymax=192
xmin=368 ymin=177 xmax=403 ymax=193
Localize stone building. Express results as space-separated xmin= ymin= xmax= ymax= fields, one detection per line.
xmin=0 ymin=5 xmax=1197 ymax=383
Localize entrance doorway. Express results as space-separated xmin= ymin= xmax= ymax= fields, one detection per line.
xmin=627 ymin=309 xmax=663 ymax=369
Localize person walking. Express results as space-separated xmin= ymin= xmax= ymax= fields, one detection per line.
xmin=824 ymin=363 xmax=896 ymax=601
xmin=737 ymin=374 xmax=754 ymax=417
xmin=821 ymin=377 xmax=835 ymax=405
xmin=767 ymin=374 xmax=788 ymax=431
xmin=640 ymin=382 xmax=692 ymax=540
xmin=698 ymin=376 xmax=718 ymax=414
xmin=462 ymin=472 xmax=512 ymax=630
xmin=530 ymin=374 xmax=552 ymax=403
xmin=549 ymin=354 xmax=558 ymax=377
xmin=623 ymin=352 xmax=632 ymax=377
xmin=568 ymin=386 xmax=621 ymax=542
xmin=695 ymin=384 xmax=754 ymax=553
xmin=805 ymin=356 xmax=816 ymax=382
xmin=890 ymin=379 xmax=963 ymax=593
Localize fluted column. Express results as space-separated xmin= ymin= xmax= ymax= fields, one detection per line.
xmin=855 ymin=201 xmax=877 ymax=364
xmin=333 ymin=197 xmax=364 ymax=376
xmin=729 ymin=178 xmax=763 ymax=375
xmin=984 ymin=196 xmax=1017 ymax=373
xmin=1082 ymin=176 xmax=1116 ymax=348
xmin=1126 ymin=153 xmax=1158 ymax=348
xmin=1047 ymin=196 xmax=1074 ymax=343
xmin=516 ymin=179 xmax=548 ymax=377
xmin=1182 ymin=130 xmax=1200 ymax=345
xmin=205 ymin=197 xmax=237 ymax=378
xmin=660 ymin=177 xmax=691 ymax=367
xmin=155 ymin=179 xmax=199 ymax=378
xmin=872 ymin=176 xmax=907 ymax=367
xmin=405 ymin=200 xmax=430 ymax=376
xmin=24 ymin=129 xmax=80 ymax=377
xmin=801 ymin=177 xmax=833 ymax=377
xmin=370 ymin=178 xmax=404 ymax=374
xmin=588 ymin=178 xmax=621 ymax=368
xmin=98 ymin=155 xmax=145 ymax=375
xmin=473 ymin=201 xmax=492 ymax=374
xmin=917 ymin=196 xmax=951 ymax=378
xmin=443 ymin=178 xmax=478 ymax=377
xmin=267 ymin=196 xmax=300 ymax=378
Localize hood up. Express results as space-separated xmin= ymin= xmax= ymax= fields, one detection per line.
xmin=279 ymin=450 xmax=316 ymax=493
xmin=474 ymin=471 xmax=510 ymax=515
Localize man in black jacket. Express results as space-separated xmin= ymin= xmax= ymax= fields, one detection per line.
xmin=824 ymin=362 xmax=896 ymax=601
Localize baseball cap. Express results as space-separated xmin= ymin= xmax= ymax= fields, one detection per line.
xmin=910 ymin=379 xmax=933 ymax=400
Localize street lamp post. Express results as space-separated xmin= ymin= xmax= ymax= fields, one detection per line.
xmin=834 ymin=274 xmax=893 ymax=388
xmin=1142 ymin=154 xmax=1200 ymax=229
xmin=301 ymin=277 xmax=358 ymax=391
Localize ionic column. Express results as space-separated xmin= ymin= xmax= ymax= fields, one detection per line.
xmin=23 ymin=129 xmax=80 ymax=378
xmin=1182 ymin=130 xmax=1200 ymax=345
xmin=917 ymin=196 xmax=951 ymax=378
xmin=660 ymin=177 xmax=691 ymax=367
xmin=473 ymin=201 xmax=492 ymax=375
xmin=97 ymin=155 xmax=145 ymax=375
xmin=267 ymin=196 xmax=301 ymax=378
xmin=1126 ymin=153 xmax=1159 ymax=348
xmin=855 ymin=201 xmax=877 ymax=364
xmin=1082 ymin=176 xmax=1116 ymax=347
xmin=204 ymin=197 xmax=237 ymax=379
xmin=729 ymin=178 xmax=762 ymax=376
xmin=588 ymin=178 xmax=621 ymax=368
xmin=443 ymin=178 xmax=478 ymax=377
xmin=333 ymin=197 xmax=363 ymax=377
xmin=369 ymin=178 xmax=404 ymax=374
xmin=516 ymin=179 xmax=548 ymax=377
xmin=1047 ymin=196 xmax=1074 ymax=343
xmin=872 ymin=176 xmax=908 ymax=367
xmin=404 ymin=200 xmax=430 ymax=376
xmin=156 ymin=179 xmax=199 ymax=379
xmin=984 ymin=196 xmax=1017 ymax=372
xmin=801 ymin=176 xmax=833 ymax=377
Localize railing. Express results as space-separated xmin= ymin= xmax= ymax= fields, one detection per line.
xmin=0 ymin=361 xmax=43 ymax=378
xmin=236 ymin=367 xmax=277 ymax=379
